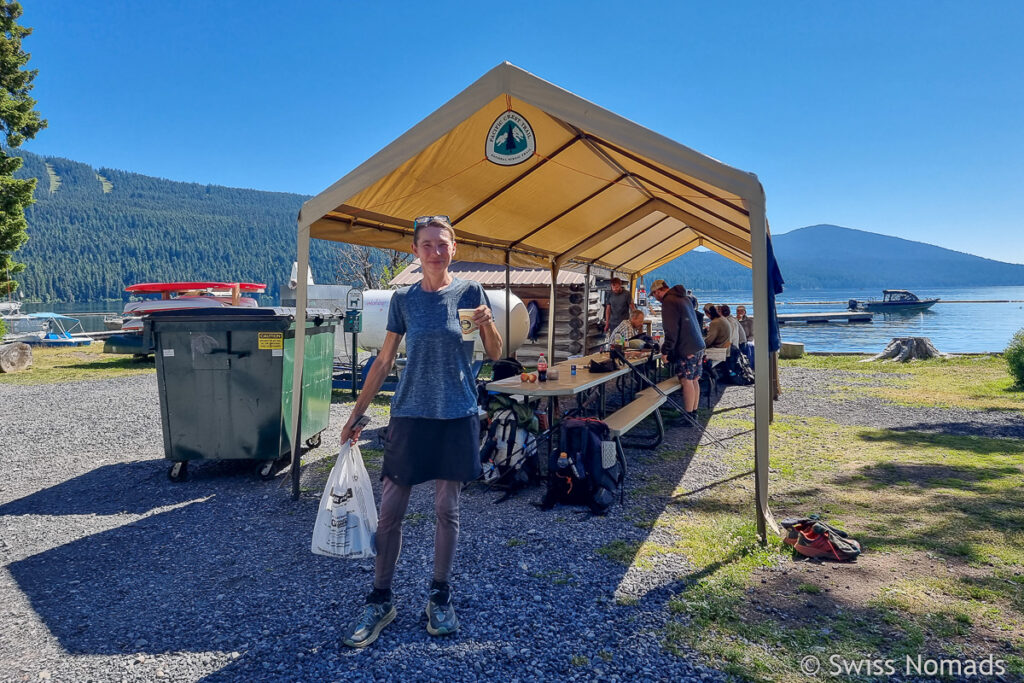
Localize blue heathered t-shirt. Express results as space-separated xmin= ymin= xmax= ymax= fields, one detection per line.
xmin=386 ymin=278 xmax=490 ymax=419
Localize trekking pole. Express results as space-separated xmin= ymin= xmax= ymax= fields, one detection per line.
xmin=610 ymin=348 xmax=728 ymax=449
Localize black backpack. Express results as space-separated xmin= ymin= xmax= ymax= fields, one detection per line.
xmin=479 ymin=395 xmax=539 ymax=491
xmin=716 ymin=346 xmax=755 ymax=386
xmin=540 ymin=418 xmax=624 ymax=515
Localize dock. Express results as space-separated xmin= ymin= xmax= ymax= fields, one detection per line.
xmin=777 ymin=311 xmax=873 ymax=324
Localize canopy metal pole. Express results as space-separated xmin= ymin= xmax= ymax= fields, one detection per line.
xmin=749 ymin=189 xmax=778 ymax=542
xmin=290 ymin=221 xmax=311 ymax=501
xmin=583 ymin=264 xmax=591 ymax=355
xmin=547 ymin=262 xmax=558 ymax=362
xmin=505 ymin=251 xmax=511 ymax=358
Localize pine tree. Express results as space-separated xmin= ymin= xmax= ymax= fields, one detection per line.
xmin=0 ymin=1 xmax=45 ymax=297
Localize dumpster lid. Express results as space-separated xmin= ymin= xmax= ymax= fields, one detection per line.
xmin=143 ymin=307 xmax=340 ymax=322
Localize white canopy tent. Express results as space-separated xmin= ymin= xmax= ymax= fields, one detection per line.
xmin=292 ymin=62 xmax=778 ymax=538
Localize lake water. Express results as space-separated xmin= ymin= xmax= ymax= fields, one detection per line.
xmin=695 ymin=286 xmax=1024 ymax=353
xmin=18 ymin=285 xmax=1024 ymax=353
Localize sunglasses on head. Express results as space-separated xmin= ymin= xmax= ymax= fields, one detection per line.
xmin=413 ymin=215 xmax=450 ymax=228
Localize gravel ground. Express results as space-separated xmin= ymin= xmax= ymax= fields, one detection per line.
xmin=776 ymin=367 xmax=1024 ymax=440
xmin=4 ymin=366 xmax=1013 ymax=681
xmin=0 ymin=374 xmax=731 ymax=683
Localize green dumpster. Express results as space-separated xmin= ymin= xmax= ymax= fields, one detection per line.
xmin=144 ymin=307 xmax=338 ymax=481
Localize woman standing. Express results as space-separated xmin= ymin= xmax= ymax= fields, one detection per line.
xmin=337 ymin=216 xmax=501 ymax=651
xmin=339 ymin=216 xmax=502 ymax=648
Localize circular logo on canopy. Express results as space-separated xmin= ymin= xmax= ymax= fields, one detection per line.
xmin=485 ymin=111 xmax=536 ymax=166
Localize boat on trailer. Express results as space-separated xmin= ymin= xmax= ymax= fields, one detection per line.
xmin=104 ymin=281 xmax=266 ymax=354
xmin=848 ymin=289 xmax=939 ymax=312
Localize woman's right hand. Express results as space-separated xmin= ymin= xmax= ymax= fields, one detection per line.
xmin=340 ymin=415 xmax=365 ymax=446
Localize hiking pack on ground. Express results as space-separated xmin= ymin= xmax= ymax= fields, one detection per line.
xmin=540 ymin=417 xmax=624 ymax=515
xmin=478 ymin=394 xmax=539 ymax=492
xmin=715 ymin=345 xmax=754 ymax=386
xmin=782 ymin=517 xmax=862 ymax=561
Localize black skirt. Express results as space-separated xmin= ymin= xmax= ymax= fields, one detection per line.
xmin=381 ymin=415 xmax=481 ymax=486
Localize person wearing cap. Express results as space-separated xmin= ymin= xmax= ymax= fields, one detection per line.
xmin=604 ymin=277 xmax=635 ymax=335
xmin=650 ymin=279 xmax=705 ymax=419
xmin=339 ymin=215 xmax=502 ymax=648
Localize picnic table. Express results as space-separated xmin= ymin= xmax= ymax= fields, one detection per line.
xmin=486 ymin=350 xmax=667 ymax=461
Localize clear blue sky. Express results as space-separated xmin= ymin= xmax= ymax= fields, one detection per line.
xmin=19 ymin=1 xmax=1024 ymax=263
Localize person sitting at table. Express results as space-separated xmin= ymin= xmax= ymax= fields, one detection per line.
xmin=610 ymin=309 xmax=646 ymax=346
xmin=718 ymin=304 xmax=746 ymax=348
xmin=703 ymin=305 xmax=731 ymax=349
xmin=736 ymin=305 xmax=754 ymax=369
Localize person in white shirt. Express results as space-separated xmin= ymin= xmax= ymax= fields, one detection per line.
xmin=718 ymin=304 xmax=746 ymax=347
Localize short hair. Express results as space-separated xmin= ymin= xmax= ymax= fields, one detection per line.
xmin=705 ymin=304 xmax=720 ymax=319
xmin=630 ymin=309 xmax=645 ymax=321
xmin=736 ymin=305 xmax=747 ymax=314
xmin=610 ymin=277 xmax=622 ymax=286
xmin=719 ymin=304 xmax=731 ymax=317
xmin=413 ymin=217 xmax=456 ymax=245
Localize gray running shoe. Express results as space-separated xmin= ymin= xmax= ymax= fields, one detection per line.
xmin=341 ymin=601 xmax=396 ymax=648
xmin=425 ymin=588 xmax=459 ymax=636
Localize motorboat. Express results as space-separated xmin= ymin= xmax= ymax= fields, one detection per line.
xmin=0 ymin=300 xmax=22 ymax=315
xmin=848 ymin=289 xmax=939 ymax=312
xmin=19 ymin=313 xmax=92 ymax=347
xmin=2 ymin=311 xmax=48 ymax=342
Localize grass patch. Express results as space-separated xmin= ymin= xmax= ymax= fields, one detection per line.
xmin=403 ymin=512 xmax=427 ymax=526
xmin=659 ymin=410 xmax=1024 ymax=680
xmin=506 ymin=537 xmax=527 ymax=547
xmin=0 ymin=344 xmax=155 ymax=385
xmin=782 ymin=354 xmax=1024 ymax=411
xmin=596 ymin=539 xmax=640 ymax=565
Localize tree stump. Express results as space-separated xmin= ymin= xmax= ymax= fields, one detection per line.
xmin=0 ymin=342 xmax=33 ymax=373
xmin=864 ymin=337 xmax=948 ymax=363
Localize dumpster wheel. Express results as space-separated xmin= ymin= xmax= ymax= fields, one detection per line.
xmin=305 ymin=432 xmax=323 ymax=449
xmin=258 ymin=453 xmax=291 ymax=481
xmin=168 ymin=461 xmax=188 ymax=482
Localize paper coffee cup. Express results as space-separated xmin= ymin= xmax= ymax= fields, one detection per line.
xmin=458 ymin=309 xmax=479 ymax=339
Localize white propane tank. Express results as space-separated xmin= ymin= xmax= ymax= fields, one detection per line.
xmin=358 ymin=289 xmax=530 ymax=356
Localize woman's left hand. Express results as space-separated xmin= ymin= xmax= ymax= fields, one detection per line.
xmin=472 ymin=305 xmax=493 ymax=328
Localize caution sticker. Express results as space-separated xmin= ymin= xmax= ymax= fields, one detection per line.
xmin=258 ymin=332 xmax=284 ymax=350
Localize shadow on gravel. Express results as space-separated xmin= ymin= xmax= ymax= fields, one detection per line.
xmin=6 ymin=491 xmax=329 ymax=659
xmin=0 ymin=459 xmax=269 ymax=517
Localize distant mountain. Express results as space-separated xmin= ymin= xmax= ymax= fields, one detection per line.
xmin=11 ymin=151 xmax=338 ymax=302
xmin=650 ymin=224 xmax=1024 ymax=291
xmin=10 ymin=151 xmax=1024 ymax=302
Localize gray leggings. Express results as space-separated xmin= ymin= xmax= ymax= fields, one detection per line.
xmin=373 ymin=477 xmax=461 ymax=591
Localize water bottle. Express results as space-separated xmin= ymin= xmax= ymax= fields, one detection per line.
xmin=557 ymin=451 xmax=569 ymax=470
xmin=537 ymin=353 xmax=548 ymax=382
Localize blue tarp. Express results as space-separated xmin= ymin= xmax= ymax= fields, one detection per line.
xmin=766 ymin=235 xmax=785 ymax=353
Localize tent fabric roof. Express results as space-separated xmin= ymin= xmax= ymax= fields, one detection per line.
xmin=299 ymin=62 xmax=764 ymax=276
xmin=390 ymin=259 xmax=587 ymax=287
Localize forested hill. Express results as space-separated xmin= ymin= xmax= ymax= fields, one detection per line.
xmin=650 ymin=224 xmax=1024 ymax=291
xmin=11 ymin=151 xmax=1024 ymax=302
xmin=12 ymin=151 xmax=338 ymax=302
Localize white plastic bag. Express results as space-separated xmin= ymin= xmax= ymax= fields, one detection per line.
xmin=311 ymin=441 xmax=378 ymax=559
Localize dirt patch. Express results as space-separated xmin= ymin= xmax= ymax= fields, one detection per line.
xmin=746 ymin=549 xmax=1024 ymax=660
